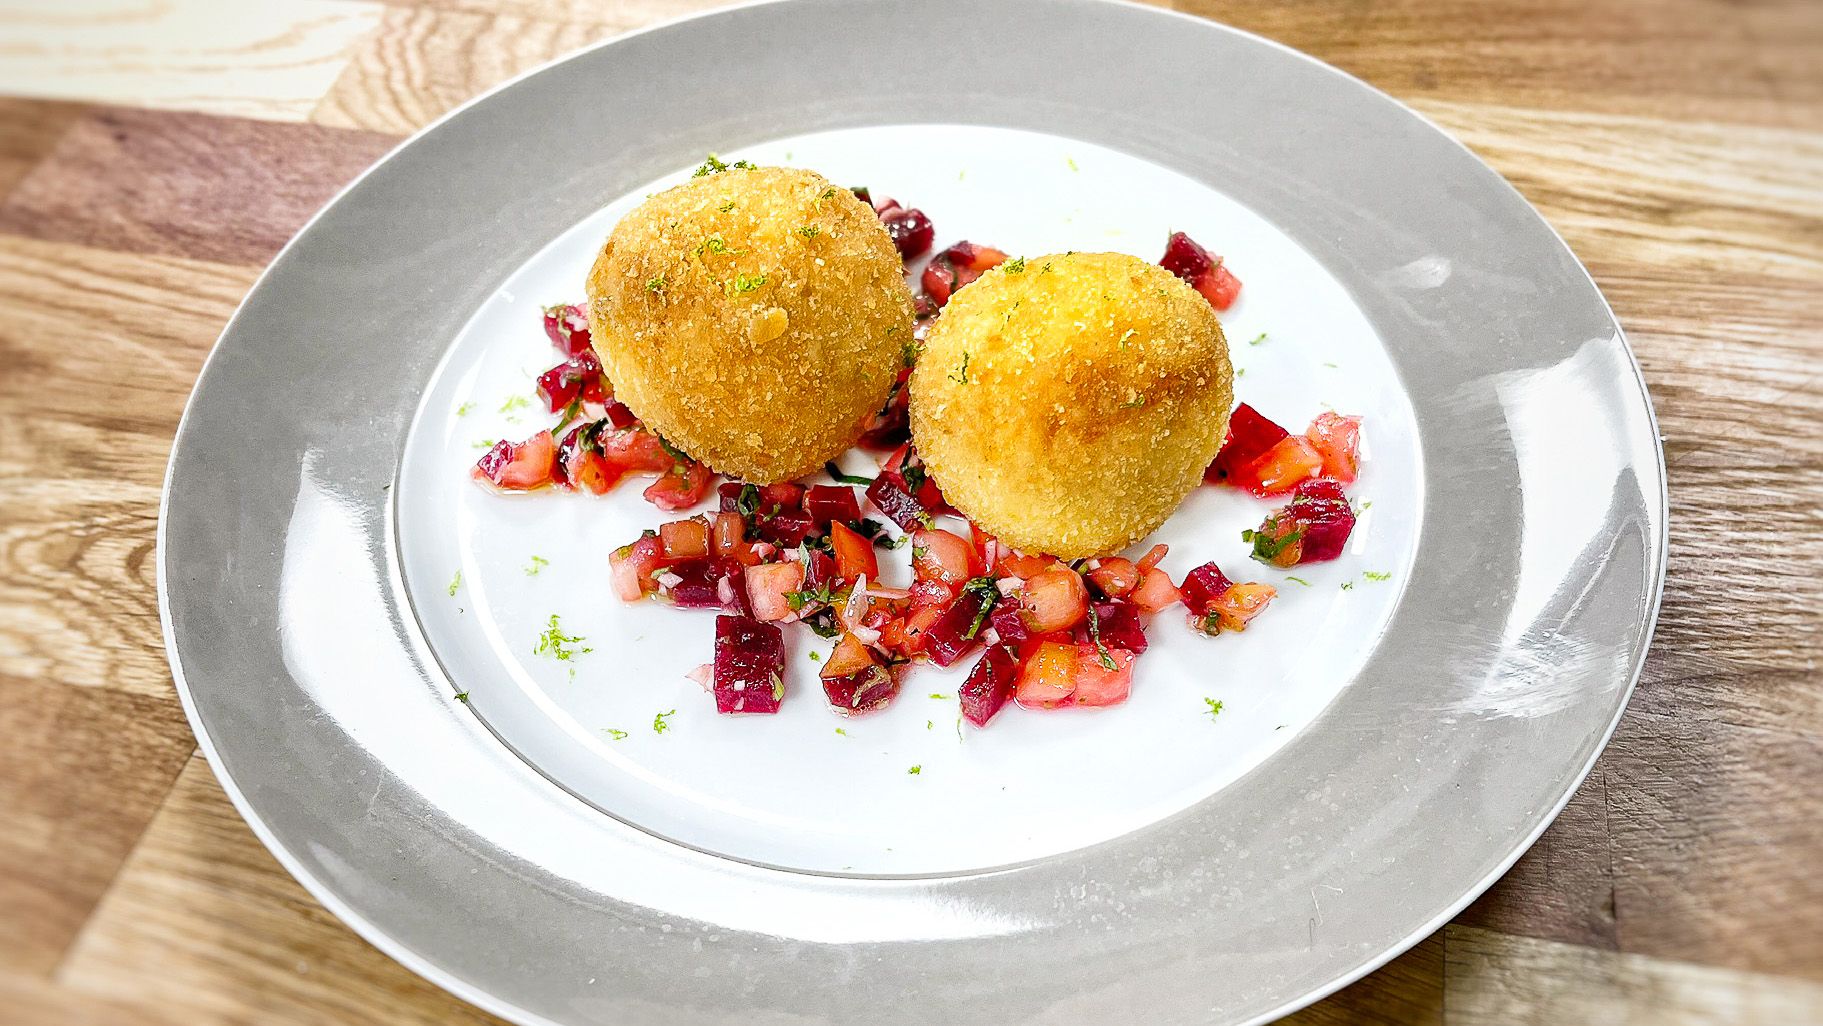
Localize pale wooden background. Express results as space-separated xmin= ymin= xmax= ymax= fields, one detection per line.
xmin=0 ymin=0 xmax=1818 ymax=1023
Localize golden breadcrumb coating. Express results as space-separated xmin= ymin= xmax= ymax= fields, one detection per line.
xmin=586 ymin=166 xmax=914 ymax=483
xmin=909 ymin=252 xmax=1233 ymax=558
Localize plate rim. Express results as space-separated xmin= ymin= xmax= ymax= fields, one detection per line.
xmin=155 ymin=1 xmax=1671 ymax=1022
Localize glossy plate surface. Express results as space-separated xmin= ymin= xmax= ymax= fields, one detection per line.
xmin=159 ymin=1 xmax=1666 ymax=1022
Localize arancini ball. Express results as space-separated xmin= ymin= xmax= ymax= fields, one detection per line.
xmin=908 ymin=252 xmax=1233 ymax=558
xmin=586 ymin=164 xmax=914 ymax=483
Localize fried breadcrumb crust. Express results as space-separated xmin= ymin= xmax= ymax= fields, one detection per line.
xmin=586 ymin=166 xmax=914 ymax=483
xmin=909 ymin=252 xmax=1233 ymax=558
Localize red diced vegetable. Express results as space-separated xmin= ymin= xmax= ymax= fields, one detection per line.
xmin=801 ymin=548 xmax=838 ymax=591
xmin=754 ymin=511 xmax=815 ymax=547
xmin=865 ymin=475 xmax=925 ymax=531
xmin=880 ymin=206 xmax=935 ymax=260
xmin=1014 ymin=640 xmax=1078 ymax=708
xmin=744 ymin=561 xmax=803 ymax=622
xmin=1130 ymin=567 xmax=1182 ymax=612
xmin=556 ymin=422 xmax=618 ymax=494
xmin=1070 ymin=644 xmax=1137 ymax=706
xmin=1202 ymin=582 xmax=1277 ymax=634
xmin=924 ymin=585 xmax=994 ymax=667
xmin=534 ymin=350 xmax=605 ymax=413
xmin=857 ymin=382 xmax=910 ymax=450
xmin=995 ymin=551 xmax=1054 ymax=580
xmin=803 ymin=484 xmax=861 ymax=524
xmin=473 ymin=430 xmax=557 ymax=491
xmin=712 ymin=614 xmax=784 ymax=714
xmin=921 ymin=241 xmax=1008 ymax=307
xmin=1136 ymin=543 xmax=1170 ymax=574
xmin=1178 ymin=562 xmax=1236 ymax=615
xmin=913 ymin=528 xmax=976 ymax=587
xmin=959 ymin=645 xmax=1017 ymax=726
xmin=542 ymin=303 xmax=592 ymax=357
xmin=1019 ymin=567 xmax=1089 ymax=633
xmin=908 ymin=578 xmax=955 ymax=610
xmin=829 ymin=521 xmax=878 ymax=581
xmin=660 ymin=517 xmax=710 ymax=560
xmin=1208 ymin=403 xmax=1290 ymax=484
xmin=643 ymin=460 xmax=717 ymax=511
xmin=1251 ymin=477 xmax=1358 ymax=565
xmin=665 ymin=558 xmax=723 ymax=608
xmin=716 ymin=559 xmax=753 ymax=616
xmin=988 ymin=599 xmax=1030 ymax=647
xmin=1092 ymin=601 xmax=1148 ymax=654
xmin=1244 ymin=435 xmax=1324 ymax=496
xmin=822 ymin=633 xmax=879 ymax=679
xmin=1086 ymin=557 xmax=1140 ymax=599
xmin=609 ymin=533 xmax=665 ymax=601
xmin=603 ymin=401 xmax=638 ymax=429
xmin=822 ymin=664 xmax=899 ymax=714
xmin=1305 ymin=412 xmax=1362 ymax=484
xmin=879 ymin=603 xmax=944 ymax=658
xmin=598 ymin=428 xmax=673 ymax=476
xmin=1158 ymin=231 xmax=1242 ymax=311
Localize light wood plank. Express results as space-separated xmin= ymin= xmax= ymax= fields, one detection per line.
xmin=0 ymin=97 xmax=86 ymax=199
xmin=1445 ymin=924 xmax=1823 ymax=1023
xmin=0 ymin=0 xmax=384 ymax=123
xmin=312 ymin=5 xmax=614 ymax=134
xmin=0 ymin=108 xmax=400 ymax=265
xmin=1284 ymin=931 xmax=1445 ymax=1025
xmin=58 ymin=758 xmax=509 ymax=1026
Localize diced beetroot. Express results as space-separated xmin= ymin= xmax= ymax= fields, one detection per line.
xmin=754 ymin=511 xmax=815 ymax=547
xmin=857 ymin=386 xmax=910 ymax=450
xmin=1208 ymin=403 xmax=1291 ymax=484
xmin=989 ymin=599 xmax=1030 ymax=647
xmin=1093 ymin=601 xmax=1148 ymax=655
xmin=1158 ymin=231 xmax=1241 ymax=311
xmin=1299 ymin=508 xmax=1357 ymax=561
xmin=542 ymin=303 xmax=592 ymax=357
xmin=718 ymin=481 xmax=799 ymax=517
xmin=1179 ymin=562 xmax=1235 ymax=615
xmin=924 ymin=587 xmax=993 ymax=668
xmin=716 ymin=560 xmax=753 ymax=616
xmin=535 ymin=350 xmax=605 ymax=413
xmin=802 ymin=548 xmax=838 ymax=591
xmin=921 ymin=241 xmax=1007 ymax=307
xmin=803 ymin=484 xmax=861 ymax=524
xmin=712 ymin=615 xmax=784 ymax=714
xmin=1297 ymin=477 xmax=1350 ymax=504
xmin=880 ymin=206 xmax=935 ymax=260
xmin=822 ymin=664 xmax=900 ymax=714
xmin=473 ymin=430 xmax=557 ymax=491
xmin=1251 ymin=478 xmax=1358 ymax=565
xmin=603 ymin=401 xmax=638 ymax=429
xmin=959 ymin=645 xmax=1017 ymax=726
xmin=865 ymin=475 xmax=926 ymax=531
xmin=665 ymin=559 xmax=723 ymax=608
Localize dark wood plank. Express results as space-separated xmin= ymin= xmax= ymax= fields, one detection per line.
xmin=1459 ymin=764 xmax=1617 ymax=949
xmin=0 ymin=108 xmax=399 ymax=265
xmin=1285 ymin=930 xmax=1445 ymax=1025
xmin=0 ymin=98 xmax=88 ymax=200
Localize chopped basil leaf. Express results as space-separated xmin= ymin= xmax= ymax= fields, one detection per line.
xmin=824 ymin=462 xmax=874 ymax=486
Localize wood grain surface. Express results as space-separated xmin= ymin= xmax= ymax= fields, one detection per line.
xmin=0 ymin=0 xmax=1817 ymax=1023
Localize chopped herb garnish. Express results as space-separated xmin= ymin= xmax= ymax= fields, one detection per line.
xmin=834 ymin=727 xmax=848 ymax=737
xmin=927 ymin=720 xmax=934 ymax=730
xmin=785 ymin=580 xmax=842 ymax=612
xmin=908 ymin=765 xmax=922 ymax=775
xmin=645 ymin=275 xmax=666 ymax=293
xmin=533 ymin=614 xmax=591 ymax=661
xmin=901 ymin=461 xmax=927 ymax=495
xmin=655 ymin=434 xmax=691 ymax=463
xmin=456 ymin=402 xmax=475 ymax=417
xmin=1363 ymin=571 xmax=1392 ymax=582
xmin=1235 ymin=367 xmax=1246 ymax=378
xmin=604 ymin=728 xmax=628 ymax=740
xmin=1323 ymin=361 xmax=1338 ymax=369
xmin=472 ymin=439 xmax=497 ymax=449
xmin=454 ymin=690 xmax=469 ymax=703
xmin=1085 ymin=604 xmax=1117 ymax=670
xmin=960 ymin=577 xmax=999 ymax=639
xmin=1119 ymin=396 xmax=1145 ymax=409
xmin=718 ymin=199 xmax=735 ymax=212
xmin=499 ymin=395 xmax=531 ymax=413
xmin=730 ymin=272 xmax=769 ymax=293
xmin=809 ymin=650 xmax=822 ymax=662
xmin=447 ymin=570 xmax=462 ymax=597
xmin=824 ymin=461 xmax=874 ymax=486
xmin=1248 ymin=332 xmax=1268 ymax=346
xmin=1203 ymin=697 xmax=1224 ymax=720
xmin=1285 ymin=575 xmax=1310 ymax=586
xmin=901 ymin=336 xmax=924 ymax=368
xmin=1360 ymin=500 xmax=1373 ymax=511
xmin=525 ymin=555 xmax=549 ymax=576
xmin=796 ymin=225 xmax=820 ymax=239
xmin=1003 ymin=256 xmax=1026 ymax=273
xmin=928 ymin=692 xmax=946 ymax=700
xmin=734 ymin=483 xmax=761 ymax=517
xmin=1245 ymin=517 xmax=1303 ymax=564
xmin=820 ymin=186 xmax=838 ymax=199
xmin=1066 ymin=157 xmax=1079 ymax=171
xmin=653 ymin=709 xmax=677 ymax=734
xmin=1341 ymin=581 xmax=1355 ymax=591
xmin=691 ymin=154 xmax=753 ymax=177
xmin=948 ymin=352 xmax=971 ymax=384
xmin=803 ymin=609 xmax=841 ymax=638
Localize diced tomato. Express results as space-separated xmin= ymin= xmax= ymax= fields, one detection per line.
xmin=1130 ymin=567 xmax=1183 ymax=612
xmin=473 ymin=430 xmax=557 ymax=491
xmin=803 ymin=484 xmax=861 ymax=524
xmin=908 ymin=578 xmax=955 ymax=610
xmin=1247 ymin=512 xmax=1305 ymax=568
xmin=1208 ymin=403 xmax=1290 ymax=484
xmin=1305 ymin=412 xmax=1363 ymax=483
xmin=801 ymin=548 xmax=838 ymax=592
xmin=881 ymin=603 xmax=944 ymax=658
xmin=744 ymin=561 xmax=803 ymax=622
xmin=660 ymin=517 xmax=711 ymax=561
xmin=1136 ymin=543 xmax=1170 ymax=574
xmin=761 ymin=482 xmax=805 ymax=512
xmin=603 ymin=401 xmax=638 ymax=429
xmin=535 ymin=351 xmax=605 ymax=413
xmin=1014 ymin=641 xmax=1079 ymax=708
xmin=1019 ymin=568 xmax=1089 ymax=633
xmin=1086 ymin=557 xmax=1140 ymax=599
xmin=1242 ymin=435 xmax=1324 ymax=496
xmin=1198 ymin=262 xmax=1242 ymax=311
xmin=1158 ymin=231 xmax=1241 ymax=311
xmin=555 ymin=423 xmax=619 ymax=495
xmin=609 ymin=533 xmax=665 ymax=601
xmin=643 ymin=460 xmax=717 ymax=511
xmin=821 ymin=633 xmax=879 ymax=679
xmin=913 ymin=528 xmax=976 ymax=587
xmin=1070 ymin=644 xmax=1137 ymax=706
xmin=829 ymin=521 xmax=878 ymax=581
xmin=995 ymin=551 xmax=1054 ymax=580
xmin=598 ymin=428 xmax=673 ymax=476
xmin=1205 ymin=582 xmax=1277 ymax=634
xmin=542 ymin=303 xmax=592 ymax=358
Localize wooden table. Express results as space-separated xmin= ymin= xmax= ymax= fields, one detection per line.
xmin=1 ymin=1 xmax=1817 ymax=1022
